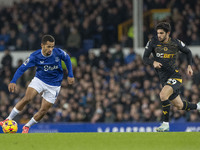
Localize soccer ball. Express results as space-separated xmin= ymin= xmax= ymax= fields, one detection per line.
xmin=2 ymin=120 xmax=18 ymax=133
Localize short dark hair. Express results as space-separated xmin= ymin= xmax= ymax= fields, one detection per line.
xmin=42 ymin=35 xmax=55 ymax=44
xmin=155 ymin=22 xmax=171 ymax=33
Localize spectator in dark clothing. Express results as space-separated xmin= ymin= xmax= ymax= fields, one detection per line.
xmin=112 ymin=43 xmax=124 ymax=65
xmin=125 ymin=48 xmax=136 ymax=64
xmin=1 ymin=49 xmax=12 ymax=69
xmin=66 ymin=27 xmax=81 ymax=52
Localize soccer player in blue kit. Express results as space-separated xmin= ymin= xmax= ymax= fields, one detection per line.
xmin=0 ymin=35 xmax=74 ymax=133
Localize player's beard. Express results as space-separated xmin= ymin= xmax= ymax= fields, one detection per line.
xmin=44 ymin=49 xmax=52 ymax=56
xmin=47 ymin=51 xmax=51 ymax=55
xmin=159 ymin=35 xmax=167 ymax=42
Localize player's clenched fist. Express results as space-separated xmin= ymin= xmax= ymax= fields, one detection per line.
xmin=8 ymin=83 xmax=17 ymax=93
xmin=187 ymin=65 xmax=193 ymax=76
xmin=67 ymin=77 xmax=74 ymax=84
xmin=153 ymin=61 xmax=162 ymax=69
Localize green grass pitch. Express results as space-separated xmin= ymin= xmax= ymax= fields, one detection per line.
xmin=0 ymin=132 xmax=199 ymax=150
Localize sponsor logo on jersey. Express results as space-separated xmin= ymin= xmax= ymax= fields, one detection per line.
xmin=23 ymin=58 xmax=30 ymax=66
xmin=181 ymin=41 xmax=185 ymax=47
xmin=156 ymin=53 xmax=175 ymax=58
xmin=145 ymin=41 xmax=150 ymax=49
xmin=62 ymin=50 xmax=67 ymax=57
xmin=178 ymin=39 xmax=186 ymax=47
xmin=44 ymin=65 xmax=59 ymax=71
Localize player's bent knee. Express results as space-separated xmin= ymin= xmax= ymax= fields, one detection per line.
xmin=159 ymin=92 xmax=169 ymax=101
xmin=174 ymin=103 xmax=183 ymax=110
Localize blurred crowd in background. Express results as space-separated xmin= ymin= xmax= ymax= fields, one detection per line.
xmin=0 ymin=0 xmax=132 ymax=51
xmin=144 ymin=0 xmax=200 ymax=46
xmin=1 ymin=44 xmax=200 ymax=124
xmin=0 ymin=0 xmax=199 ymax=52
xmin=0 ymin=0 xmax=200 ymax=124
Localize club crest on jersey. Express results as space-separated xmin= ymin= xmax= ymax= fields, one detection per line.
xmin=55 ymin=57 xmax=60 ymax=62
xmin=163 ymin=47 xmax=168 ymax=51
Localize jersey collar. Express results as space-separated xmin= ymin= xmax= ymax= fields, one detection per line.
xmin=161 ymin=38 xmax=171 ymax=44
xmin=41 ymin=49 xmax=53 ymax=57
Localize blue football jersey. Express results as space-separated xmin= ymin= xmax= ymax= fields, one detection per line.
xmin=11 ymin=48 xmax=74 ymax=86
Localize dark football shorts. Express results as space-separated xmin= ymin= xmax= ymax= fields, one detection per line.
xmin=163 ymin=78 xmax=182 ymax=100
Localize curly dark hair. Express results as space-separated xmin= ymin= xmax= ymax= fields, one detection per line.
xmin=155 ymin=22 xmax=171 ymax=33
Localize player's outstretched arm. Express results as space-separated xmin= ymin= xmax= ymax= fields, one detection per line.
xmin=143 ymin=40 xmax=154 ymax=66
xmin=178 ymin=40 xmax=193 ymax=66
xmin=10 ymin=55 xmax=35 ymax=84
xmin=60 ymin=49 xmax=74 ymax=79
xmin=8 ymin=83 xmax=17 ymax=93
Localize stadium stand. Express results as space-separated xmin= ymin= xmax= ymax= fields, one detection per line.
xmin=0 ymin=0 xmax=200 ymax=124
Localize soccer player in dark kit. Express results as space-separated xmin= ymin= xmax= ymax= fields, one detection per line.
xmin=143 ymin=22 xmax=200 ymax=132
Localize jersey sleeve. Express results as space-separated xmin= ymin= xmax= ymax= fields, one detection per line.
xmin=143 ymin=40 xmax=154 ymax=66
xmin=10 ymin=54 xmax=35 ymax=83
xmin=60 ymin=49 xmax=74 ymax=78
xmin=177 ymin=40 xmax=192 ymax=65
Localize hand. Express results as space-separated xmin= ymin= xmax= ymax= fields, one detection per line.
xmin=67 ymin=77 xmax=74 ymax=85
xmin=8 ymin=83 xmax=17 ymax=93
xmin=187 ymin=65 xmax=193 ymax=76
xmin=153 ymin=61 xmax=162 ymax=69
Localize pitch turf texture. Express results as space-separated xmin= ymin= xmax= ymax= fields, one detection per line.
xmin=0 ymin=132 xmax=199 ymax=150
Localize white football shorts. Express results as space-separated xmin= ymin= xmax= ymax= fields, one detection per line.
xmin=28 ymin=77 xmax=61 ymax=104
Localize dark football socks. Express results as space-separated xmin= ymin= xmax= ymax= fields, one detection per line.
xmin=161 ymin=100 xmax=170 ymax=122
xmin=182 ymin=100 xmax=197 ymax=111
